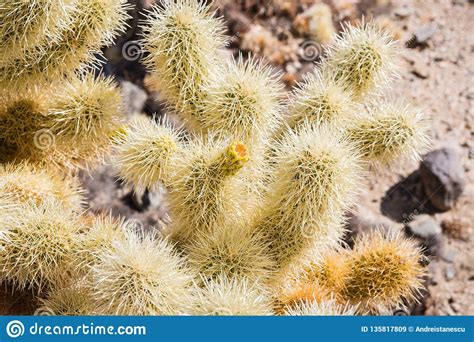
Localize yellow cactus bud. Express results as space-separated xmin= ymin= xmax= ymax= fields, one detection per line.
xmin=220 ymin=141 xmax=250 ymax=176
xmin=167 ymin=139 xmax=251 ymax=244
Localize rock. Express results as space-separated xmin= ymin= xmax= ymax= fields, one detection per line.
xmin=428 ymin=260 xmax=439 ymax=275
xmin=419 ymin=148 xmax=466 ymax=211
xmin=380 ymin=170 xmax=435 ymax=222
xmin=406 ymin=214 xmax=445 ymax=257
xmin=441 ymin=248 xmax=457 ymax=263
xmin=445 ymin=265 xmax=456 ymax=281
xmin=406 ymin=214 xmax=442 ymax=239
xmin=124 ymin=190 xmax=150 ymax=212
xmin=406 ymin=24 xmax=437 ymax=48
xmin=414 ymin=24 xmax=437 ymax=44
xmin=393 ymin=309 xmax=408 ymax=316
xmin=394 ymin=6 xmax=414 ymax=18
xmin=121 ymin=81 xmax=148 ymax=116
xmin=79 ymin=166 xmax=165 ymax=231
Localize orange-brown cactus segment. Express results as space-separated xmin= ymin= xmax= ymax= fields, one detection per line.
xmin=276 ymin=281 xmax=332 ymax=314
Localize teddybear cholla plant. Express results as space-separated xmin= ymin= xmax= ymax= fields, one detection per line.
xmin=0 ymin=0 xmax=430 ymax=316
xmin=0 ymin=0 xmax=134 ymax=295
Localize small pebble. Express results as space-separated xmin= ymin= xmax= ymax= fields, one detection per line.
xmin=406 ymin=214 xmax=442 ymax=239
xmin=414 ymin=24 xmax=437 ymax=44
xmin=406 ymin=24 xmax=437 ymax=48
xmin=394 ymin=6 xmax=414 ymax=18
xmin=441 ymin=248 xmax=457 ymax=263
xmin=445 ymin=265 xmax=456 ymax=281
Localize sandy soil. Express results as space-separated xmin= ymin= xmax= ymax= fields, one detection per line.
xmin=363 ymin=0 xmax=474 ymax=315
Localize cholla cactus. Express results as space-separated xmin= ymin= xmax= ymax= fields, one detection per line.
xmin=0 ymin=162 xmax=84 ymax=210
xmin=75 ymin=214 xmax=128 ymax=271
xmin=46 ymin=74 xmax=124 ymax=169
xmin=0 ymin=0 xmax=72 ymax=67
xmin=0 ymin=0 xmax=431 ymax=316
xmin=284 ymin=231 xmax=426 ymax=313
xmin=291 ymin=251 xmax=349 ymax=303
xmin=277 ymin=281 xmax=332 ymax=313
xmin=36 ymin=281 xmax=96 ymax=316
xmin=167 ymin=139 xmax=251 ymax=244
xmin=0 ymin=0 xmax=128 ymax=171
xmin=346 ymin=101 xmax=430 ymax=166
xmin=0 ymin=75 xmax=124 ymax=170
xmin=200 ymin=57 xmax=283 ymax=146
xmin=0 ymin=0 xmax=130 ymax=86
xmin=89 ymin=229 xmax=194 ymax=315
xmin=187 ymin=225 xmax=275 ymax=284
xmin=0 ymin=200 xmax=81 ymax=293
xmin=322 ymin=22 xmax=399 ymax=99
xmin=110 ymin=1 xmax=429 ymax=315
xmin=192 ymin=275 xmax=274 ymax=316
xmin=283 ymin=299 xmax=357 ymax=316
xmin=141 ymin=0 xmax=228 ymax=126
xmin=112 ymin=117 xmax=183 ymax=191
xmin=282 ymin=72 xmax=356 ymax=135
xmin=0 ymin=86 xmax=50 ymax=160
xmin=254 ymin=126 xmax=361 ymax=269
xmin=342 ymin=231 xmax=426 ymax=312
